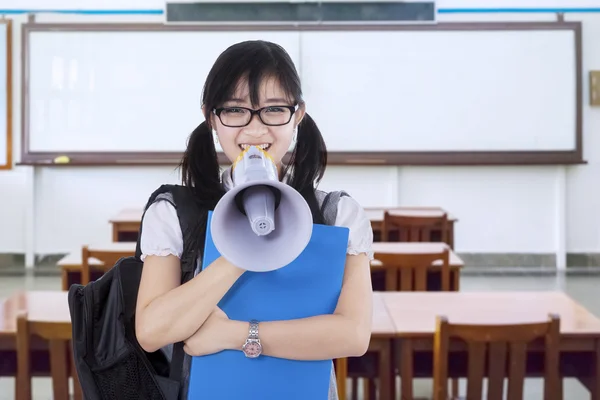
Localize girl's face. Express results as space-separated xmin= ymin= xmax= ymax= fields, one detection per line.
xmin=209 ymin=76 xmax=305 ymax=167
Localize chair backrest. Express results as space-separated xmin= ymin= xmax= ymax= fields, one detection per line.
xmin=81 ymin=245 xmax=135 ymax=285
xmin=373 ymin=248 xmax=450 ymax=291
xmin=382 ymin=211 xmax=449 ymax=243
xmin=432 ymin=313 xmax=561 ymax=400
xmin=16 ymin=311 xmax=82 ymax=400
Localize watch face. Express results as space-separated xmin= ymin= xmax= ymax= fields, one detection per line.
xmin=243 ymin=341 xmax=262 ymax=358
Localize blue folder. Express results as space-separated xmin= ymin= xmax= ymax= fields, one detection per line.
xmin=187 ymin=211 xmax=349 ymax=400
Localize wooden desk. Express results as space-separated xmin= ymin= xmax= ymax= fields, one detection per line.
xmin=58 ymin=242 xmax=137 ymax=290
xmin=382 ymin=291 xmax=600 ymax=399
xmin=371 ymin=242 xmax=463 ymax=291
xmin=109 ymin=208 xmax=143 ymax=242
xmin=0 ymin=291 xmax=70 ymax=377
xmin=109 ymin=206 xmax=458 ymax=245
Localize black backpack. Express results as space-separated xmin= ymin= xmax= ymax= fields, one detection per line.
xmin=68 ymin=184 xmax=205 ymax=400
xmin=68 ymin=185 xmax=348 ymax=400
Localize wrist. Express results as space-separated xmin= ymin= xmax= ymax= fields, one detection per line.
xmin=225 ymin=320 xmax=249 ymax=351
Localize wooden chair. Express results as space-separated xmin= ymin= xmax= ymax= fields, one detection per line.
xmin=432 ymin=314 xmax=561 ymax=400
xmin=16 ymin=311 xmax=82 ymax=400
xmin=339 ymin=249 xmax=451 ymax=400
xmin=373 ymin=248 xmax=451 ymax=292
xmin=381 ymin=211 xmax=449 ymax=245
xmin=81 ymin=245 xmax=134 ymax=285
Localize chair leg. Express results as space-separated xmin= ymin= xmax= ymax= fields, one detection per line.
xmin=451 ymin=378 xmax=459 ymax=399
xmin=49 ymin=340 xmax=69 ymax=399
xmin=351 ymin=378 xmax=358 ymax=400
xmin=368 ymin=378 xmax=377 ymax=399
xmin=362 ymin=378 xmax=370 ymax=400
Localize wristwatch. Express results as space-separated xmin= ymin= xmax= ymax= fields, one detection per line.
xmin=242 ymin=319 xmax=262 ymax=358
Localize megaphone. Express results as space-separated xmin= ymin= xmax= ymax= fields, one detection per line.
xmin=210 ymin=146 xmax=313 ymax=272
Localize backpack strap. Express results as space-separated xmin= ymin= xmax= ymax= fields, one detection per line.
xmin=170 ymin=185 xmax=206 ymax=279
xmin=320 ymin=190 xmax=349 ymax=226
xmin=167 ymin=185 xmax=205 ymax=389
xmin=134 ymin=184 xmax=177 ymax=260
xmin=135 ymin=184 xmax=206 ymax=388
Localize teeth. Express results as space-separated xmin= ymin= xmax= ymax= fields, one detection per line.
xmin=240 ymin=144 xmax=270 ymax=150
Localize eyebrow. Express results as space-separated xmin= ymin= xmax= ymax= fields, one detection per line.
xmin=264 ymin=98 xmax=292 ymax=104
xmin=225 ymin=97 xmax=292 ymax=105
xmin=225 ymin=98 xmax=248 ymax=104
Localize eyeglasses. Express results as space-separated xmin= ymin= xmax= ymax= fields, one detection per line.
xmin=213 ymin=105 xmax=298 ymax=127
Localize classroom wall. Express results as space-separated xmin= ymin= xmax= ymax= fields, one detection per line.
xmin=0 ymin=1 xmax=599 ymax=267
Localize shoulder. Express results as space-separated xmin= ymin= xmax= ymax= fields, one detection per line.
xmin=139 ymin=198 xmax=184 ymax=261
xmin=317 ymin=189 xmax=374 ymax=260
xmin=144 ymin=199 xmax=178 ymax=225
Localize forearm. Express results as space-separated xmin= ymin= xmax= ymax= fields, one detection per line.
xmin=225 ymin=314 xmax=371 ymax=360
xmin=137 ymin=257 xmax=244 ymax=352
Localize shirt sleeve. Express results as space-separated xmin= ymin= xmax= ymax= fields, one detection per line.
xmin=139 ymin=200 xmax=184 ymax=261
xmin=334 ymin=195 xmax=374 ymax=260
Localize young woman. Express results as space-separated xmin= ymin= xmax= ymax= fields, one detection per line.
xmin=134 ymin=40 xmax=374 ymax=397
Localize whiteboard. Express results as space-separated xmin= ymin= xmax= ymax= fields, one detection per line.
xmin=27 ymin=30 xmax=300 ymax=153
xmin=23 ymin=24 xmax=579 ymax=161
xmin=301 ymin=29 xmax=577 ymax=152
xmin=0 ymin=21 xmax=9 ymax=169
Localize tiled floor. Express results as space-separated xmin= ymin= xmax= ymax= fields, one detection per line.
xmin=0 ymin=271 xmax=598 ymax=399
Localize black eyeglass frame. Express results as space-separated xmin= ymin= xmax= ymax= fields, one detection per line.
xmin=212 ymin=105 xmax=298 ymax=127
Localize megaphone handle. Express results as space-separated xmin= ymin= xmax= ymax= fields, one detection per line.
xmin=234 ymin=185 xmax=282 ymax=216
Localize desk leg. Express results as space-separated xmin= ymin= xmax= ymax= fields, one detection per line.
xmin=452 ymin=271 xmax=460 ymax=291
xmin=376 ymin=339 xmax=393 ymax=400
xmin=61 ymin=270 xmax=68 ymax=291
xmin=334 ymin=358 xmax=347 ymax=400
xmin=594 ymin=340 xmax=600 ymax=400
xmin=565 ymin=342 xmax=599 ymax=400
xmin=112 ymin=224 xmax=119 ymax=242
xmin=400 ymin=339 xmax=413 ymax=400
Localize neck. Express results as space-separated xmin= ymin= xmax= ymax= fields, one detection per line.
xmin=277 ymin=163 xmax=289 ymax=182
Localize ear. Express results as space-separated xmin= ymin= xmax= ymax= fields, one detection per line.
xmin=202 ymin=105 xmax=217 ymax=130
xmin=294 ymin=103 xmax=306 ymax=127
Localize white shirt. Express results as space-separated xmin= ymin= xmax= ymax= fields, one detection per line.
xmin=140 ymin=168 xmax=374 ymax=263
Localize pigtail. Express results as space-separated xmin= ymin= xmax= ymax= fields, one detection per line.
xmin=180 ymin=121 xmax=225 ymax=209
xmin=178 ymin=121 xmax=226 ymax=259
xmin=283 ymin=112 xmax=328 ymax=224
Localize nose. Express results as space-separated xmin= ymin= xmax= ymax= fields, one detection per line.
xmin=244 ymin=112 xmax=268 ymax=136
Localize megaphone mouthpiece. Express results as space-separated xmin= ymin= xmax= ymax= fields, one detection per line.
xmin=242 ymin=185 xmax=276 ymax=236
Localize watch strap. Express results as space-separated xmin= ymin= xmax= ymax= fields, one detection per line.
xmin=248 ymin=319 xmax=259 ymax=340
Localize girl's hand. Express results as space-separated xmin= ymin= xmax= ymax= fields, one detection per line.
xmin=183 ymin=307 xmax=231 ymax=356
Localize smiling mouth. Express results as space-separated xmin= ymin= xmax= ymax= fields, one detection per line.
xmin=239 ymin=144 xmax=271 ymax=151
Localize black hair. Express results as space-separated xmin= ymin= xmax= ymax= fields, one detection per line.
xmin=179 ymin=40 xmax=328 ymax=224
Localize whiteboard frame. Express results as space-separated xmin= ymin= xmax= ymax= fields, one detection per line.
xmin=0 ymin=19 xmax=11 ymax=170
xmin=19 ymin=21 xmax=583 ymax=167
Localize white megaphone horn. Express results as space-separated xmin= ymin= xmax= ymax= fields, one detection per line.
xmin=210 ymin=146 xmax=313 ymax=272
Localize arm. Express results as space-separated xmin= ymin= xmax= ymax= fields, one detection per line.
xmin=136 ymin=254 xmax=244 ymax=353
xmin=224 ymin=252 xmax=373 ymax=360
xmin=134 ymin=200 xmax=244 ymax=353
